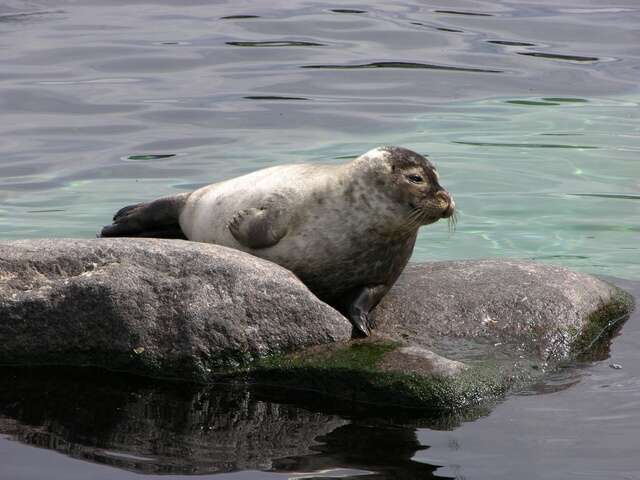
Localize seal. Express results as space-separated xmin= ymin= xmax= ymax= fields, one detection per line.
xmin=100 ymin=146 xmax=455 ymax=336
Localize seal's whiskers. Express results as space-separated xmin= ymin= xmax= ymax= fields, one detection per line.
xmin=400 ymin=208 xmax=424 ymax=236
xmin=448 ymin=210 xmax=458 ymax=235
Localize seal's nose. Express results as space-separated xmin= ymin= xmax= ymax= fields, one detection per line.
xmin=435 ymin=190 xmax=455 ymax=218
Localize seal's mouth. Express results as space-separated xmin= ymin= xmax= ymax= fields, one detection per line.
xmin=410 ymin=192 xmax=455 ymax=219
xmin=407 ymin=201 xmax=454 ymax=221
xmin=402 ymin=193 xmax=456 ymax=234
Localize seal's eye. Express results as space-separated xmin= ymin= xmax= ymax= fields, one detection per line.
xmin=407 ymin=174 xmax=424 ymax=184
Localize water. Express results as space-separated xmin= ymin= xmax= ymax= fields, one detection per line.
xmin=0 ymin=0 xmax=639 ymax=478
xmin=1 ymin=0 xmax=639 ymax=278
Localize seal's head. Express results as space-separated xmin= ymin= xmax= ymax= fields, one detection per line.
xmin=354 ymin=146 xmax=455 ymax=232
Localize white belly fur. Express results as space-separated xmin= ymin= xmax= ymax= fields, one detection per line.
xmin=179 ymin=164 xmax=336 ymax=254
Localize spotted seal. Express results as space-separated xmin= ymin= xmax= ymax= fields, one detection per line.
xmin=100 ymin=146 xmax=455 ymax=336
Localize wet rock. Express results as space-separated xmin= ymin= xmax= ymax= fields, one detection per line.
xmin=249 ymin=260 xmax=633 ymax=412
xmin=0 ymin=238 xmax=351 ymax=381
xmin=378 ymin=346 xmax=466 ymax=377
xmin=0 ymin=239 xmax=633 ymax=413
xmin=374 ymin=260 xmax=633 ymax=364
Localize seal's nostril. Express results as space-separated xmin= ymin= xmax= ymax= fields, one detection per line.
xmin=435 ymin=190 xmax=454 ymax=218
xmin=435 ymin=190 xmax=451 ymax=204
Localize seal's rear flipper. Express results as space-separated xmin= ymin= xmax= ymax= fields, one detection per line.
xmin=99 ymin=193 xmax=189 ymax=239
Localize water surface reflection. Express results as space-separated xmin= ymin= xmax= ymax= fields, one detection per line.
xmin=0 ymin=368 xmax=453 ymax=477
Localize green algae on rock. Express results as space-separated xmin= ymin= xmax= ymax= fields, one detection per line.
xmin=247 ymin=340 xmax=511 ymax=413
xmin=241 ymin=261 xmax=633 ymax=412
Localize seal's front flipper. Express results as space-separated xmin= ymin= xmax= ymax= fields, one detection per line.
xmin=228 ymin=194 xmax=291 ymax=249
xmin=343 ymin=285 xmax=388 ymax=337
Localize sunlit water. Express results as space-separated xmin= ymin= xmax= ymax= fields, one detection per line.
xmin=1 ymin=0 xmax=639 ymax=478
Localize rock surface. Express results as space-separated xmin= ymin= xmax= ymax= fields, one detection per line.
xmin=374 ymin=260 xmax=631 ymax=365
xmin=0 ymin=238 xmax=634 ymax=413
xmin=247 ymin=260 xmax=632 ymax=412
xmin=0 ymin=238 xmax=352 ymax=381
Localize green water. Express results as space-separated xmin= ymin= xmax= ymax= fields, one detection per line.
xmin=2 ymin=1 xmax=638 ymax=283
xmin=3 ymin=95 xmax=638 ymax=279
xmin=413 ymin=95 xmax=640 ymax=279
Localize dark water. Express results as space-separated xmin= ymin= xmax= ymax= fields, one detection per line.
xmin=1 ymin=0 xmax=640 ymax=478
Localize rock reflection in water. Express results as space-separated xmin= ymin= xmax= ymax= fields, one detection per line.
xmin=274 ymin=423 xmax=443 ymax=479
xmin=0 ymin=368 xmax=448 ymax=478
xmin=0 ymin=368 xmax=345 ymax=474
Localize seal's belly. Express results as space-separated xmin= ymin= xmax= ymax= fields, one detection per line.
xmin=261 ymin=207 xmax=417 ymax=301
xmin=282 ymin=229 xmax=417 ymax=301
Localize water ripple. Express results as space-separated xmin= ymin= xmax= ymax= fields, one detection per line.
xmin=452 ymin=141 xmax=598 ymax=149
xmin=517 ymin=52 xmax=600 ymax=62
xmin=124 ymin=154 xmax=177 ymax=162
xmin=330 ymin=9 xmax=367 ymax=14
xmin=569 ymin=193 xmax=640 ymax=201
xmin=488 ymin=40 xmax=536 ymax=47
xmin=0 ymin=10 xmax=63 ymax=23
xmin=303 ymin=61 xmax=502 ymax=73
xmin=220 ymin=15 xmax=260 ymax=20
xmin=434 ymin=10 xmax=493 ymax=17
xmin=227 ymin=41 xmax=325 ymax=47
xmin=244 ymin=95 xmax=309 ymax=100
xmin=506 ymin=100 xmax=561 ymax=106
xmin=410 ymin=22 xmax=464 ymax=33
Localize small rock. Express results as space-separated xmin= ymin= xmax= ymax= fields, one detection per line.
xmin=375 ymin=260 xmax=631 ymax=364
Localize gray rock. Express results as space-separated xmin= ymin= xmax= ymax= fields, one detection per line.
xmin=250 ymin=259 xmax=632 ymax=413
xmin=378 ymin=345 xmax=467 ymax=377
xmin=0 ymin=239 xmax=633 ymax=413
xmin=0 ymin=238 xmax=351 ymax=380
xmin=374 ymin=260 xmax=632 ymax=366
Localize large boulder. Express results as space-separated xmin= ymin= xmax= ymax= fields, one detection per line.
xmin=0 ymin=238 xmax=633 ymax=414
xmin=0 ymin=238 xmax=352 ymax=381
